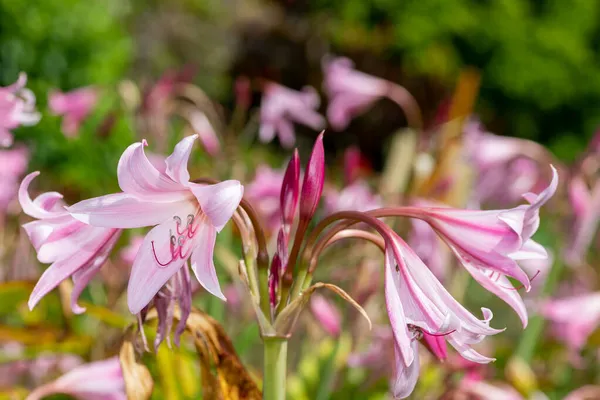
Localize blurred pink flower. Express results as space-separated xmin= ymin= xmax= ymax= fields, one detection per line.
xmin=564 ymin=175 xmax=600 ymax=266
xmin=343 ymin=146 xmax=372 ymax=184
xmin=259 ymin=82 xmax=325 ymax=148
xmin=540 ymin=292 xmax=600 ymax=354
xmin=464 ymin=120 xmax=546 ymax=207
xmin=0 ymin=73 xmax=40 ymax=147
xmin=246 ymin=165 xmax=285 ymax=232
xmin=20 ymin=172 xmax=121 ymax=314
xmin=26 ymin=356 xmax=126 ymax=400
xmin=49 ymin=87 xmax=98 ymax=137
xmin=458 ymin=377 xmax=524 ymax=400
xmin=310 ymin=294 xmax=342 ymax=337
xmin=323 ymin=57 xmax=420 ymax=131
xmin=187 ymin=110 xmax=220 ymax=156
xmin=0 ymin=146 xmax=29 ymax=215
xmin=66 ymin=135 xmax=243 ymax=314
xmin=119 ymin=235 xmax=144 ymax=265
xmin=324 ymin=181 xmax=381 ymax=215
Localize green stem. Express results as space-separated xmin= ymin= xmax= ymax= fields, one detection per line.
xmin=263 ymin=337 xmax=288 ymax=400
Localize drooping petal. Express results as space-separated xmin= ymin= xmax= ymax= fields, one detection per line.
xmin=127 ymin=216 xmax=196 ymax=314
xmin=189 ymin=180 xmax=244 ymax=232
xmin=164 ymin=134 xmax=197 ymax=185
xmin=117 ymin=140 xmax=186 ymax=200
xmin=521 ymin=165 xmax=558 ymax=240
xmin=391 ymin=341 xmax=420 ymax=399
xmin=19 ymin=172 xmax=67 ymax=219
xmin=71 ymin=231 xmax=121 ymax=314
xmin=384 ymin=250 xmax=414 ymax=366
xmin=28 ymin=228 xmax=118 ymax=310
xmin=190 ymin=218 xmax=225 ymax=300
xmin=68 ymin=193 xmax=195 ymax=229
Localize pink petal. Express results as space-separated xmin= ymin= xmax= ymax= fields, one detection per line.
xmin=310 ymin=294 xmax=342 ymax=337
xmin=190 ymin=218 xmax=225 ymax=300
xmin=28 ymin=228 xmax=118 ymax=310
xmin=127 ymin=216 xmax=197 ymax=314
xmin=68 ymin=193 xmax=195 ymax=228
xmin=280 ymin=150 xmax=301 ymax=227
xmin=117 ymin=140 xmax=186 ymax=200
xmin=569 ymin=176 xmax=591 ymax=219
xmin=391 ymin=340 xmax=420 ymax=399
xmin=19 ymin=172 xmax=67 ymax=219
xmin=276 ymin=118 xmax=296 ymax=148
xmin=165 ymin=134 xmax=197 ymax=185
xmin=189 ymin=180 xmax=244 ymax=232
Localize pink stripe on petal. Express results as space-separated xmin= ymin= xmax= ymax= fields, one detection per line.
xmin=127 ymin=216 xmax=195 ymax=314
xmin=190 ymin=219 xmax=225 ymax=300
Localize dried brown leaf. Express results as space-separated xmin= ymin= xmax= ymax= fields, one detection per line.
xmin=119 ymin=328 xmax=154 ymax=400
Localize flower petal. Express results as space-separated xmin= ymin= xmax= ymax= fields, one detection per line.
xmin=117 ymin=140 xmax=186 ymax=200
xmin=127 ymin=216 xmax=196 ymax=314
xmin=68 ymin=193 xmax=195 ymax=229
xmin=391 ymin=340 xmax=420 ymax=399
xmin=165 ymin=134 xmax=197 ymax=185
xmin=19 ymin=172 xmax=67 ymax=219
xmin=190 ymin=218 xmax=225 ymax=300
xmin=189 ymin=180 xmax=244 ymax=232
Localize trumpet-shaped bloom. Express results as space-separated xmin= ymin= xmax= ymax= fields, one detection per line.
xmin=26 ymin=356 xmax=126 ymax=400
xmin=0 ymin=146 xmax=29 ymax=214
xmin=259 ymin=82 xmax=325 ymax=148
xmin=0 ymin=73 xmax=40 ymax=147
xmin=415 ymin=167 xmax=558 ymax=326
xmin=49 ymin=87 xmax=98 ymax=137
xmin=540 ymin=292 xmax=600 ymax=353
xmin=19 ymin=172 xmax=120 ymax=313
xmin=67 ymin=135 xmax=244 ymax=313
xmin=384 ymin=233 xmax=501 ymax=399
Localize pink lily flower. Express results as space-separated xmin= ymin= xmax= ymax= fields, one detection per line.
xmin=413 ymin=167 xmax=558 ymax=327
xmin=49 ymin=87 xmax=98 ymax=137
xmin=0 ymin=73 xmax=40 ymax=147
xmin=540 ymin=292 xmax=600 ymax=354
xmin=26 ymin=356 xmax=126 ymax=400
xmin=0 ymin=146 xmax=29 ymax=215
xmin=310 ymin=294 xmax=342 ymax=337
xmin=464 ymin=120 xmax=546 ymax=207
xmin=384 ymin=233 xmax=501 ymax=399
xmin=66 ymin=134 xmax=244 ymax=314
xmin=259 ymin=82 xmax=325 ymax=148
xmin=324 ymin=181 xmax=381 ymax=215
xmin=564 ymin=175 xmax=600 ymax=266
xmin=19 ymin=172 xmax=121 ymax=313
xmin=323 ymin=57 xmax=420 ymax=131
xmin=246 ymin=165 xmax=285 ymax=233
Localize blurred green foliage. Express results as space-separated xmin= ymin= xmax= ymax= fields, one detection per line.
xmin=314 ymin=0 xmax=600 ymax=158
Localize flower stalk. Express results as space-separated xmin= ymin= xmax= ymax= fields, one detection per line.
xmin=262 ymin=337 xmax=288 ymax=400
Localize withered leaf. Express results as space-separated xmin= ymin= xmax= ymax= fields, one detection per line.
xmin=119 ymin=328 xmax=154 ymax=400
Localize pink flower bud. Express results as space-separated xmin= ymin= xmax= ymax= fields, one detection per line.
xmin=280 ymin=149 xmax=300 ymax=229
xmin=299 ymin=132 xmax=325 ymax=221
xmin=269 ymin=254 xmax=282 ymax=307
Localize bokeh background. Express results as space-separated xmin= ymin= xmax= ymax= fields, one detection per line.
xmin=2 ymin=1 xmax=600 ymax=399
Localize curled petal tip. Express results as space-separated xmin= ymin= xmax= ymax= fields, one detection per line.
xmin=142 ymin=139 xmax=148 ymax=147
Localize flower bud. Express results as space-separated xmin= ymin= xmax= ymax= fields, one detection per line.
xmin=299 ymin=132 xmax=325 ymax=221
xmin=280 ymin=149 xmax=300 ymax=229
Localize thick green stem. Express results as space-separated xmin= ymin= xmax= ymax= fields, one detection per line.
xmin=263 ymin=338 xmax=288 ymax=400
